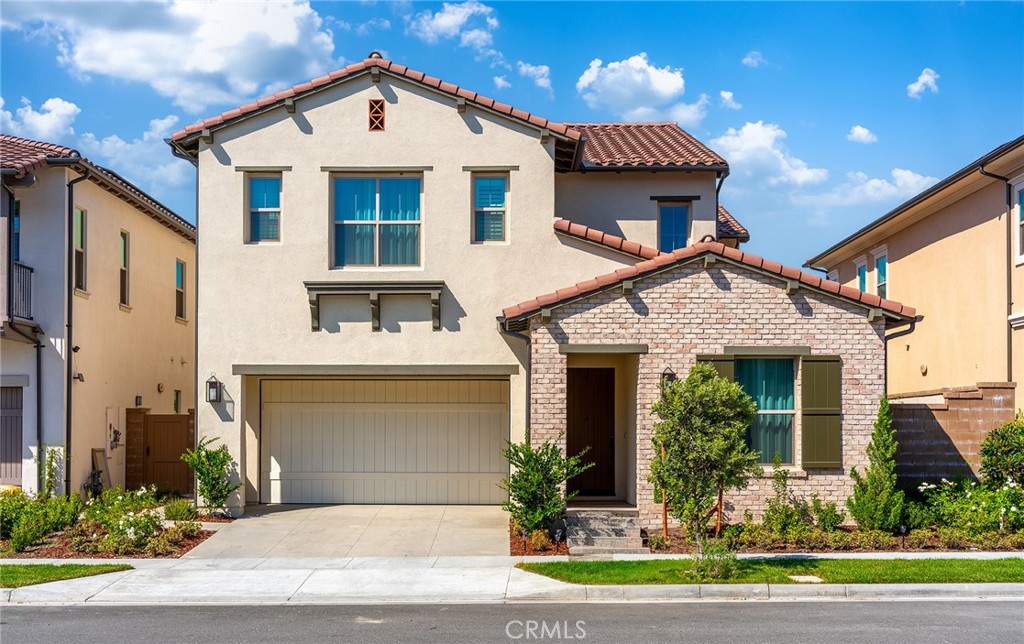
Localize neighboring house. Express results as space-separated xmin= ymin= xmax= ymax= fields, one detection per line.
xmin=169 ymin=53 xmax=913 ymax=525
xmin=1 ymin=135 xmax=196 ymax=496
xmin=806 ymin=135 xmax=1024 ymax=480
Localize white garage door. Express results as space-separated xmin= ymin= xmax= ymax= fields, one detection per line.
xmin=260 ymin=379 xmax=509 ymax=504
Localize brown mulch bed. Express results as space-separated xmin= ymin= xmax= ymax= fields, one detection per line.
xmin=509 ymin=524 xmax=570 ymax=556
xmin=196 ymin=514 xmax=234 ymax=523
xmin=0 ymin=530 xmax=215 ymax=559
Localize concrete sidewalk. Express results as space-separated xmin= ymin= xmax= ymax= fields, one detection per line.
xmin=3 ymin=554 xmax=1024 ymax=605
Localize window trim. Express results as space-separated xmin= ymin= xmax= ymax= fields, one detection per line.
xmin=330 ymin=174 xmax=423 ymax=269
xmin=119 ymin=230 xmax=130 ymax=306
xmin=471 ymin=173 xmax=509 ymax=243
xmin=11 ymin=199 xmax=20 ymax=262
xmin=173 ymin=389 xmax=181 ymax=414
xmin=656 ymin=200 xmax=691 ymax=253
xmin=1013 ymin=173 xmax=1024 ymax=266
xmin=734 ymin=356 xmax=797 ymax=466
xmin=175 ymin=259 xmax=186 ymax=320
xmin=246 ymin=173 xmax=283 ymax=244
xmin=853 ymin=255 xmax=868 ymax=292
xmin=73 ymin=207 xmax=87 ymax=292
xmin=871 ymin=245 xmax=888 ymax=299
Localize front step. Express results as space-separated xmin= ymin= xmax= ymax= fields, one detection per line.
xmin=565 ymin=509 xmax=646 ymax=555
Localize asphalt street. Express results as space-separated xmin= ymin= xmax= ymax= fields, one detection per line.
xmin=1 ymin=601 xmax=1022 ymax=644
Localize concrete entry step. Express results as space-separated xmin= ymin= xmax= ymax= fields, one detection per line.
xmin=566 ymin=509 xmax=645 ymax=555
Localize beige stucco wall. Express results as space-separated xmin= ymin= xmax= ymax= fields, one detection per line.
xmin=555 ymin=172 xmax=718 ymax=248
xmin=0 ymin=166 xmax=195 ymax=494
xmin=828 ymin=181 xmax=1010 ymax=400
xmin=195 ymin=74 xmax=647 ymax=511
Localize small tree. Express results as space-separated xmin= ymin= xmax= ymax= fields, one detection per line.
xmin=650 ymin=363 xmax=761 ymax=555
xmin=980 ymin=411 xmax=1024 ymax=486
xmin=181 ymin=437 xmax=240 ymax=514
xmin=499 ymin=437 xmax=594 ymax=534
xmin=847 ymin=397 xmax=905 ymax=532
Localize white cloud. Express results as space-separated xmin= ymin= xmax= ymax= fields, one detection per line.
xmin=78 ymin=115 xmax=192 ymax=189
xmin=0 ymin=96 xmax=80 ymax=141
xmin=575 ymin=53 xmax=707 ymax=126
xmin=741 ymin=51 xmax=767 ymax=68
xmin=846 ymin=125 xmax=878 ymax=144
xmin=907 ymin=68 xmax=939 ymax=99
xmin=460 ymin=27 xmax=492 ymax=49
xmin=796 ymin=168 xmax=937 ymax=210
xmin=493 ymin=75 xmax=511 ymax=90
xmin=719 ymin=90 xmax=742 ymax=110
xmin=2 ymin=1 xmax=340 ymax=113
xmin=355 ymin=18 xmax=391 ymax=37
xmin=404 ymin=1 xmax=505 ymax=66
xmin=711 ymin=121 xmax=828 ymax=187
xmin=517 ymin=61 xmax=552 ymax=96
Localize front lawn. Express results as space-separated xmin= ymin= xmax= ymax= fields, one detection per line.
xmin=518 ymin=558 xmax=1024 ymax=585
xmin=0 ymin=563 xmax=133 ymax=588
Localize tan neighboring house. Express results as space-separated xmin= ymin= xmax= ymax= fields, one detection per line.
xmin=169 ymin=53 xmax=914 ymax=527
xmin=806 ymin=135 xmax=1024 ymax=479
xmin=1 ymin=135 xmax=196 ymax=496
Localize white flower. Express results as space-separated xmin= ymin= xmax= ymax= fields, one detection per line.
xmin=971 ymin=481 xmax=977 ymax=486
xmin=1012 ymin=506 xmax=1019 ymax=512
xmin=1002 ymin=508 xmax=1007 ymax=515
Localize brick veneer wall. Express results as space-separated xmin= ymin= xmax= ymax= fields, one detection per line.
xmin=891 ymin=383 xmax=1015 ymax=484
xmin=529 ymin=261 xmax=887 ymax=529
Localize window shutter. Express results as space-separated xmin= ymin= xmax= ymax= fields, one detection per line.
xmin=801 ymin=355 xmax=842 ymax=469
xmin=696 ymin=355 xmax=734 ymax=381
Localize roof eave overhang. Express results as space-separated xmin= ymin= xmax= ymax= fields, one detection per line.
xmin=552 ymin=227 xmax=659 ymax=261
xmin=503 ymin=250 xmax=913 ymax=328
xmin=576 ymin=163 xmax=729 ymax=175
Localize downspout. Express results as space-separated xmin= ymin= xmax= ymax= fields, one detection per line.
xmin=64 ymin=168 xmax=91 ymax=495
xmin=883 ymin=315 xmax=922 ymax=395
xmin=978 ymin=166 xmax=1013 ymax=383
xmin=714 ymin=172 xmax=726 ymax=241
xmin=497 ymin=317 xmax=531 ymax=437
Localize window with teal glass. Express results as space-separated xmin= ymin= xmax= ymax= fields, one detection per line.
xmin=875 ymin=253 xmax=888 ymax=299
xmin=857 ymin=262 xmax=867 ymax=291
xmin=175 ymin=260 xmax=186 ymax=319
xmin=333 ymin=177 xmax=420 ymax=266
xmin=12 ymin=200 xmax=20 ymax=262
xmin=473 ymin=176 xmax=506 ymax=242
xmin=658 ymin=204 xmax=689 ymax=252
xmin=248 ymin=176 xmax=281 ymax=242
xmin=735 ymin=358 xmax=795 ymax=464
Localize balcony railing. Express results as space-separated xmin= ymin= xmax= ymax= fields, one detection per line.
xmin=10 ymin=261 xmax=33 ymax=320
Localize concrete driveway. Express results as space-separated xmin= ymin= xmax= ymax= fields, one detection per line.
xmin=183 ymin=505 xmax=510 ymax=558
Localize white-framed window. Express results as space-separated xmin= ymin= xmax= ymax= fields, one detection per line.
xmin=472 ymin=174 xmax=507 ymax=242
xmin=119 ymin=231 xmax=130 ymax=306
xmin=854 ymin=256 xmax=867 ymax=292
xmin=1014 ymin=175 xmax=1024 ymax=265
xmin=735 ymin=358 xmax=796 ymax=465
xmin=658 ymin=202 xmax=690 ymax=252
xmin=872 ymin=246 xmax=888 ymax=299
xmin=175 ymin=260 xmax=186 ymax=319
xmin=74 ymin=207 xmax=87 ymax=290
xmin=247 ymin=174 xmax=282 ymax=242
xmin=332 ymin=176 xmax=421 ymax=267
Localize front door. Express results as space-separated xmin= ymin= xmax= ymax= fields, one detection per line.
xmin=566 ymin=368 xmax=615 ymax=496
xmin=143 ymin=414 xmax=194 ymax=495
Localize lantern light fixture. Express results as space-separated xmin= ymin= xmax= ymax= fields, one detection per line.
xmin=206 ymin=374 xmax=222 ymax=404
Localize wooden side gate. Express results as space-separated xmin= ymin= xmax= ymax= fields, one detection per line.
xmin=0 ymin=387 xmax=23 ymax=487
xmin=142 ymin=414 xmax=194 ymax=495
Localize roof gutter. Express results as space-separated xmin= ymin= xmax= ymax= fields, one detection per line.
xmin=64 ymin=167 xmax=90 ymax=496
xmin=978 ymin=165 xmax=1013 ymax=383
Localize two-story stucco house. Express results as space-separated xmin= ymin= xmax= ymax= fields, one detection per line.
xmin=806 ymin=135 xmax=1024 ymax=481
xmin=169 ymin=54 xmax=914 ymax=527
xmin=1 ymin=135 xmax=196 ymax=497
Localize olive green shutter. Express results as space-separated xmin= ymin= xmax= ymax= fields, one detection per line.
xmin=801 ymin=355 xmax=842 ymax=469
xmin=696 ymin=355 xmax=734 ymax=380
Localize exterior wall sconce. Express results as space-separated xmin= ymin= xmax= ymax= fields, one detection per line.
xmin=206 ymin=375 xmax=223 ymax=403
xmin=135 ymin=395 xmax=143 ymax=406
xmin=660 ymin=367 xmax=677 ymax=396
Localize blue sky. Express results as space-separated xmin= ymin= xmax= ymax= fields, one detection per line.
xmin=2 ymin=1 xmax=1022 ymax=268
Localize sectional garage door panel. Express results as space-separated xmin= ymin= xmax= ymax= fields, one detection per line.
xmin=260 ymin=380 xmax=509 ymax=504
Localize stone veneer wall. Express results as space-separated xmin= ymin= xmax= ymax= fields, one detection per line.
xmin=891 ymin=382 xmax=1015 ymax=484
xmin=529 ymin=261 xmax=887 ymax=529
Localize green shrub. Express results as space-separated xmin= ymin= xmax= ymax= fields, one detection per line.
xmin=690 ymin=538 xmax=737 ymax=581
xmin=0 ymin=489 xmax=32 ymax=538
xmin=980 ymin=412 xmax=1024 ymax=486
xmin=182 ymin=437 xmax=241 ymax=513
xmin=84 ymin=486 xmax=160 ymax=526
xmin=169 ymin=520 xmax=202 ymax=541
xmin=67 ymin=520 xmax=105 ymax=553
xmin=7 ymin=495 xmax=83 ymax=552
xmin=905 ymin=528 xmax=934 ymax=550
xmin=648 ymin=533 xmax=673 ymax=551
xmin=762 ymin=456 xmax=811 ymax=537
xmin=810 ymin=493 xmax=846 ymax=532
xmin=859 ymin=529 xmax=895 ymax=550
xmin=847 ymin=397 xmax=905 ymax=532
xmin=920 ymin=478 xmax=1024 ymax=536
xmin=794 ymin=526 xmax=829 ymax=550
xmin=938 ymin=527 xmax=969 ymax=549
xmin=827 ymin=530 xmax=857 ymax=551
xmin=163 ymin=498 xmax=198 ymax=521
xmin=998 ymin=532 xmax=1024 ymax=549
xmin=736 ymin=518 xmax=773 ymax=550
xmin=499 ymin=437 xmax=593 ymax=534
xmin=904 ymin=498 xmax=937 ymax=529
xmin=528 ymin=529 xmax=552 ymax=551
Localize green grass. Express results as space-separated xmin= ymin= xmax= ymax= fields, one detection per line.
xmin=518 ymin=558 xmax=1024 ymax=585
xmin=0 ymin=564 xmax=133 ymax=588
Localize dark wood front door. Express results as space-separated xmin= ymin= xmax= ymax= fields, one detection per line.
xmin=143 ymin=414 xmax=194 ymax=495
xmin=567 ymin=368 xmax=615 ymax=496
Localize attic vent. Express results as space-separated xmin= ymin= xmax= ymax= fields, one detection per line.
xmin=368 ymin=99 xmax=385 ymax=132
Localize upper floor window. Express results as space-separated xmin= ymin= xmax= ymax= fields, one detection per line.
xmin=1016 ymin=184 xmax=1024 ymax=263
xmin=658 ymin=203 xmax=689 ymax=253
xmin=332 ymin=177 xmax=421 ymax=267
xmin=119 ymin=231 xmax=130 ymax=306
xmin=175 ymin=260 xmax=186 ymax=319
xmin=11 ymin=200 xmax=20 ymax=262
xmin=874 ymin=251 xmax=888 ymax=299
xmin=74 ymin=207 xmax=87 ymax=291
xmin=855 ymin=257 xmax=867 ymax=292
xmin=736 ymin=358 xmax=795 ymax=465
xmin=248 ymin=175 xmax=281 ymax=242
xmin=473 ymin=175 xmax=507 ymax=242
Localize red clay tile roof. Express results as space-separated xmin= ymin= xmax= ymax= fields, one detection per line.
xmin=566 ymin=123 xmax=727 ymax=169
xmin=554 ymin=219 xmax=664 ymax=260
xmin=1 ymin=134 xmax=79 ymax=175
xmin=502 ymin=241 xmax=915 ymax=321
xmin=1 ymin=134 xmax=194 ymax=239
xmin=717 ymin=204 xmax=749 ymax=241
xmin=170 ymin=54 xmax=578 ymax=145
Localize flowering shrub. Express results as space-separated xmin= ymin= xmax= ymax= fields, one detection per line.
xmin=919 ymin=478 xmax=1024 ymax=536
xmin=83 ymin=486 xmax=160 ymax=527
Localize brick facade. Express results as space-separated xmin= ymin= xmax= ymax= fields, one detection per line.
xmin=528 ymin=261 xmax=887 ymax=529
xmin=891 ymin=382 xmax=1015 ymax=483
